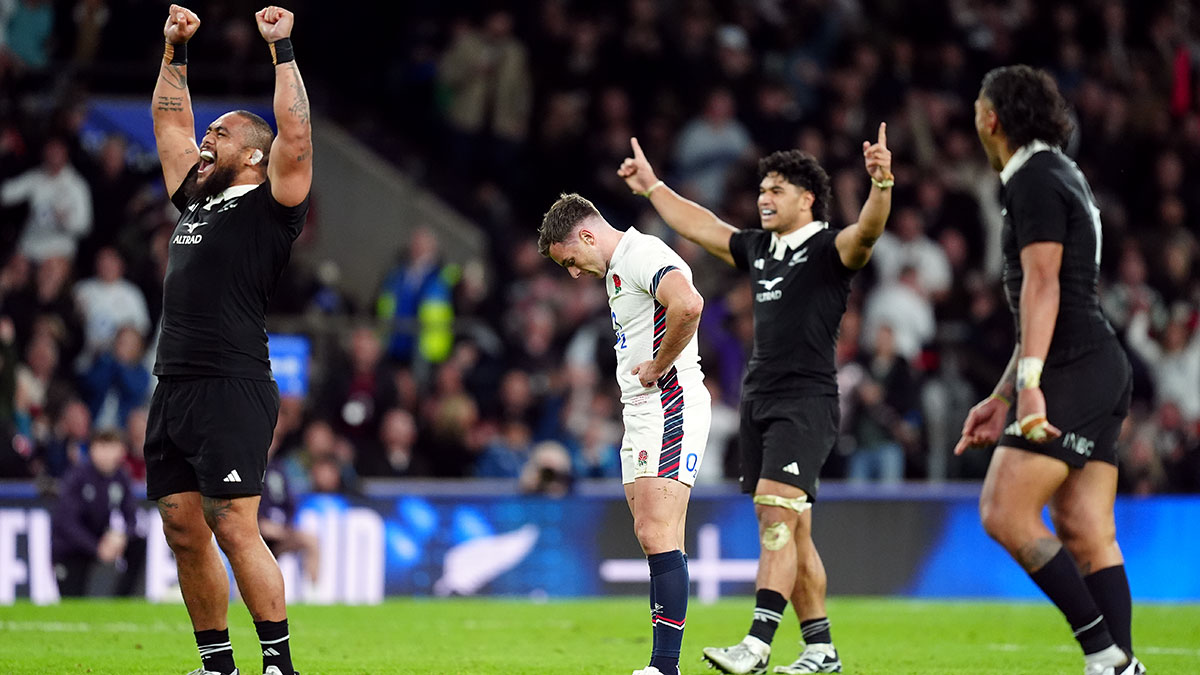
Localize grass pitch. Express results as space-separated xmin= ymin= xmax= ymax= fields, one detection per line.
xmin=1 ymin=597 xmax=1197 ymax=674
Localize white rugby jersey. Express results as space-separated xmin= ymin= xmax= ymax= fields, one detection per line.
xmin=606 ymin=227 xmax=705 ymax=411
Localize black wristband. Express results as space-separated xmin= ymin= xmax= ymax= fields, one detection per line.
xmin=165 ymin=41 xmax=187 ymax=65
xmin=269 ymin=38 xmax=294 ymax=66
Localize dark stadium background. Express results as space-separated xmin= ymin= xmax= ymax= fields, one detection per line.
xmin=2 ymin=0 xmax=1200 ymax=605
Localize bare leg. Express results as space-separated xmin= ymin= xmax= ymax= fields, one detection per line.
xmin=754 ymin=478 xmax=806 ymax=595
xmin=158 ymin=492 xmax=229 ymax=630
xmin=979 ymin=446 xmax=1067 ymax=570
xmin=788 ymin=508 xmax=828 ymax=623
xmin=203 ymin=496 xmax=286 ymax=622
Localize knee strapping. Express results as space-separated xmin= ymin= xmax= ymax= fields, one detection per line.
xmin=762 ymin=521 xmax=791 ymax=550
xmin=753 ymin=493 xmax=812 ymax=514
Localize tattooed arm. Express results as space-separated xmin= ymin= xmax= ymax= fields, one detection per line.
xmin=256 ymin=6 xmax=312 ymax=208
xmin=153 ymin=5 xmax=201 ymax=197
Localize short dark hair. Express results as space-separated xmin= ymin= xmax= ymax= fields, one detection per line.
xmin=232 ymin=110 xmax=274 ymax=167
xmin=538 ymin=193 xmax=601 ymax=257
xmin=91 ymin=428 xmax=125 ymax=445
xmin=758 ymin=150 xmax=833 ymax=222
xmin=980 ymin=65 xmax=1073 ymax=150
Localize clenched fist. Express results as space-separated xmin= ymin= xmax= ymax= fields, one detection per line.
xmin=163 ymin=4 xmax=200 ymax=44
xmin=255 ymin=6 xmax=294 ymax=42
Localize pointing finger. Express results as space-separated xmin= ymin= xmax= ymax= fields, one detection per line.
xmin=631 ymin=137 xmax=646 ymax=162
xmin=878 ymin=122 xmax=887 ymax=148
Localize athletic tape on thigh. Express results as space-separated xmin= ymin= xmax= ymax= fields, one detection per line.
xmin=753 ymin=493 xmax=812 ymax=514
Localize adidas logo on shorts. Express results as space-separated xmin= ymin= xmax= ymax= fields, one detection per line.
xmin=223 ymin=470 xmax=242 ymax=483
xmin=782 ymin=462 xmax=800 ymax=476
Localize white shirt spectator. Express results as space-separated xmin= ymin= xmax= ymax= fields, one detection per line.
xmin=861 ymin=278 xmax=935 ymax=361
xmin=74 ymin=268 xmax=151 ymax=365
xmin=1 ymin=140 xmax=92 ymax=262
xmin=869 ymin=208 xmax=952 ymax=297
xmin=1126 ymin=310 xmax=1200 ymax=423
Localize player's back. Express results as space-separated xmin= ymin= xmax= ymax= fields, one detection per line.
xmin=1000 ymin=145 xmax=1115 ymax=360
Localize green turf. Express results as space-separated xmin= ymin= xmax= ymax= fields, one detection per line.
xmin=1 ymin=597 xmax=1197 ymax=674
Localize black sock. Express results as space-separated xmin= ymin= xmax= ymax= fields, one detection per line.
xmin=800 ymin=617 xmax=832 ymax=645
xmin=747 ymin=589 xmax=788 ymax=646
xmin=195 ymin=628 xmax=236 ymax=674
xmin=255 ymin=618 xmax=293 ymax=674
xmin=648 ymin=550 xmax=688 ymax=673
xmin=1029 ymin=548 xmax=1114 ymax=655
xmin=1086 ymin=565 xmax=1133 ymax=655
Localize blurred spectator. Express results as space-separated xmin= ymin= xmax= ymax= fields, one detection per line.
xmin=50 ymin=429 xmax=136 ymax=596
xmin=1126 ymin=305 xmax=1200 ymax=425
xmin=6 ymin=255 xmax=85 ymax=366
xmin=861 ymin=266 xmax=935 ymax=362
xmin=1 ymin=137 xmax=92 ymax=263
xmin=869 ymin=207 xmax=952 ymax=301
xmin=73 ymin=246 xmax=150 ymax=364
xmin=518 ymin=440 xmax=572 ymax=497
xmin=37 ymin=397 xmax=90 ymax=479
xmin=123 ymin=405 xmax=146 ymax=481
xmin=844 ymin=324 xmax=919 ymax=483
xmin=317 ymin=326 xmax=396 ymax=448
xmin=1102 ymin=243 xmax=1167 ymax=334
xmin=5 ymin=0 xmax=53 ymax=74
xmin=78 ymin=136 xmax=143 ymax=274
xmin=673 ymin=88 xmax=753 ymax=206
xmin=475 ymin=420 xmax=533 ymax=478
xmin=438 ymin=10 xmax=532 ymax=184
xmin=78 ymin=325 xmax=150 ymax=430
xmin=358 ymin=407 xmax=431 ymax=478
xmin=259 ymin=442 xmax=319 ymax=582
xmin=376 ymin=228 xmax=454 ymax=365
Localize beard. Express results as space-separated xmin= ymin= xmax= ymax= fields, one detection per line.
xmin=194 ymin=162 xmax=238 ymax=201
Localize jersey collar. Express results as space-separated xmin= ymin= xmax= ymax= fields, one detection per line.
xmin=609 ymin=226 xmax=639 ymax=270
xmin=769 ymin=220 xmax=827 ymax=260
xmin=202 ymin=183 xmax=258 ymax=210
xmin=1000 ymin=140 xmax=1056 ymax=185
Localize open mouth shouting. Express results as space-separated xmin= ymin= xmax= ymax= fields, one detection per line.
xmin=198 ymin=149 xmax=216 ymax=178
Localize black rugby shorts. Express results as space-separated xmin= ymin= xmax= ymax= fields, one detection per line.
xmin=146 ymin=376 xmax=280 ymax=500
xmin=999 ymin=339 xmax=1132 ymax=469
xmin=738 ymin=395 xmax=839 ymax=501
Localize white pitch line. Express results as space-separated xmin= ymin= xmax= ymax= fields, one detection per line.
xmin=1 ymin=620 xmax=189 ymax=633
xmin=986 ymin=643 xmax=1200 ymax=658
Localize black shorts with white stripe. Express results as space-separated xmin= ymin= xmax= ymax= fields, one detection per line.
xmin=738 ymin=395 xmax=839 ymax=501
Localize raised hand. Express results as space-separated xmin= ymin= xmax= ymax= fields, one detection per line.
xmin=618 ymin=137 xmax=661 ymax=195
xmin=163 ymin=4 xmax=200 ymax=44
xmin=255 ymin=6 xmax=294 ymax=42
xmin=862 ymin=122 xmax=892 ymax=182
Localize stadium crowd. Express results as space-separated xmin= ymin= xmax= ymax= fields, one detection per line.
xmin=1 ymin=0 xmax=1198 ymax=500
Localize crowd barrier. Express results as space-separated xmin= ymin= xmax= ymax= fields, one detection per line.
xmin=3 ymin=481 xmax=1198 ymax=605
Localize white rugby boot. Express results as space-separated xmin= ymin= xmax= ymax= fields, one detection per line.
xmin=702 ymin=636 xmax=770 ymax=674
xmin=185 ymin=669 xmax=238 ymax=675
xmin=633 ymin=667 xmax=679 ymax=675
xmin=773 ymin=643 xmax=842 ymax=673
xmin=1084 ymin=645 xmax=1142 ymax=675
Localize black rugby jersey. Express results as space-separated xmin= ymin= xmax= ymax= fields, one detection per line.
xmin=1000 ymin=144 xmax=1114 ymax=361
xmin=156 ymin=165 xmax=308 ymax=379
xmin=729 ymin=222 xmax=855 ymax=398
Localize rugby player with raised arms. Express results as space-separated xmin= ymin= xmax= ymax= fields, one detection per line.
xmin=619 ymin=125 xmax=892 ymax=674
xmin=148 ymin=5 xmax=311 ymax=675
